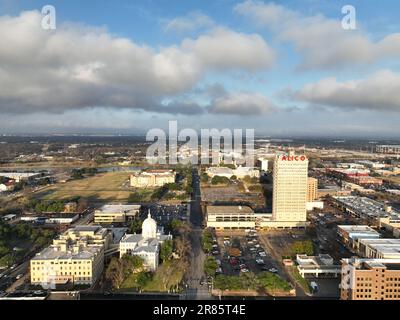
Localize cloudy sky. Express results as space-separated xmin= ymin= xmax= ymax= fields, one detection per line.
xmin=1 ymin=0 xmax=400 ymax=137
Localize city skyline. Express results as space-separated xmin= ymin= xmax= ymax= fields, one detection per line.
xmin=1 ymin=0 xmax=400 ymax=137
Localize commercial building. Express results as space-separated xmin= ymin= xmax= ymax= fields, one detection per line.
xmin=130 ymin=169 xmax=176 ymax=188
xmin=376 ymin=145 xmax=400 ymax=154
xmin=119 ymin=213 xmax=172 ymax=271
xmin=333 ymin=196 xmax=400 ymax=224
xmin=296 ymin=254 xmax=340 ymax=278
xmin=206 ymin=205 xmax=255 ymax=230
xmin=94 ymin=204 xmax=141 ymax=224
xmin=337 ymin=225 xmax=381 ymax=251
xmin=317 ymin=187 xmax=351 ymax=198
xmin=0 ymin=172 xmax=42 ymax=182
xmin=307 ymin=178 xmax=318 ymax=202
xmin=205 ymin=166 xmax=260 ymax=179
xmin=21 ymin=213 xmax=79 ymax=225
xmin=30 ymin=226 xmax=111 ymax=287
xmin=258 ymin=158 xmax=269 ymax=171
xmin=357 ymin=238 xmax=400 ymax=259
xmin=272 ymin=151 xmax=308 ymax=226
xmin=340 ymin=258 xmax=400 ymax=300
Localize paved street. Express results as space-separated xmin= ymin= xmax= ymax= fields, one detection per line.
xmin=184 ymin=168 xmax=211 ymax=300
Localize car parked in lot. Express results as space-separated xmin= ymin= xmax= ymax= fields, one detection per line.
xmin=256 ymin=259 xmax=265 ymax=265
xmin=268 ymin=268 xmax=278 ymax=273
xmin=258 ymin=251 xmax=267 ymax=257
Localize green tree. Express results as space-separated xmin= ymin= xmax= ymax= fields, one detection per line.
xmin=129 ymin=218 xmax=142 ymax=234
xmin=160 ymin=240 xmax=173 ymax=262
xmin=0 ymin=254 xmax=15 ymax=268
xmin=204 ymin=256 xmax=218 ymax=277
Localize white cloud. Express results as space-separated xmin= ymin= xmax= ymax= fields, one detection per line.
xmin=182 ymin=27 xmax=275 ymax=71
xmin=208 ymin=92 xmax=275 ymax=115
xmin=290 ymin=70 xmax=400 ymax=111
xmin=163 ymin=11 xmax=214 ymax=33
xmin=0 ymin=10 xmax=275 ymax=115
xmin=235 ymin=1 xmax=400 ymax=69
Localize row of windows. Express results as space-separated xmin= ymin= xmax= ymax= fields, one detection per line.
xmin=32 ymin=260 xmax=90 ymax=265
xmin=35 ymin=271 xmax=91 ymax=276
xmin=32 ymin=276 xmax=92 ymax=282
xmin=32 ymin=266 xmax=91 ymax=270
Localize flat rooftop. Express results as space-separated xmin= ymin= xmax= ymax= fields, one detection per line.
xmin=207 ymin=205 xmax=254 ymax=215
xmin=96 ymin=204 xmax=141 ymax=214
xmin=334 ymin=196 xmax=400 ymax=220
xmin=32 ymin=244 xmax=103 ymax=261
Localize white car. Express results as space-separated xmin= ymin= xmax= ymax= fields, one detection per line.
xmin=256 ymin=259 xmax=265 ymax=265
xmin=269 ymin=268 xmax=278 ymax=273
xmin=16 ymin=274 xmax=24 ymax=280
xmin=258 ymin=252 xmax=267 ymax=257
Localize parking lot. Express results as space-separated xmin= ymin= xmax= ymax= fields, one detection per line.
xmin=210 ymin=230 xmax=282 ymax=278
xmin=145 ymin=204 xmax=188 ymax=226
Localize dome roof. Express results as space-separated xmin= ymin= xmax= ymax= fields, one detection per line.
xmin=142 ymin=212 xmax=157 ymax=239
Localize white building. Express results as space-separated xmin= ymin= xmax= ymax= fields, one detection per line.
xmin=206 ymin=166 xmax=260 ymax=179
xmin=119 ymin=213 xmax=172 ymax=271
xmin=258 ymin=158 xmax=269 ymax=171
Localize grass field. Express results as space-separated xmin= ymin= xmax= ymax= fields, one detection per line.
xmin=34 ymin=172 xmax=137 ymax=202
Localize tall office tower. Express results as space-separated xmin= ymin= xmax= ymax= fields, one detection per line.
xmin=272 ymin=151 xmax=308 ymax=222
xmin=307 ymin=177 xmax=318 ymax=202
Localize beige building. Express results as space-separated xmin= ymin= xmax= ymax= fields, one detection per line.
xmin=94 ymin=204 xmax=141 ymax=224
xmin=341 ymin=258 xmax=400 ymax=300
xmin=272 ymin=151 xmax=308 ymax=226
xmin=130 ymin=169 xmax=176 ymax=188
xmin=30 ymin=226 xmax=111 ymax=288
xmin=307 ymin=178 xmax=318 ymax=202
xmin=206 ymin=205 xmax=255 ymax=230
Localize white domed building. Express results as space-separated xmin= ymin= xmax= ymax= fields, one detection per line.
xmin=119 ymin=212 xmax=172 ymax=271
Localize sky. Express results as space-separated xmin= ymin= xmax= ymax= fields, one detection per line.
xmin=0 ymin=0 xmax=400 ymax=137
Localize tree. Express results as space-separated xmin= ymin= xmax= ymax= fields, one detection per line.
xmin=105 ymin=257 xmax=124 ymax=289
xmin=211 ymin=176 xmax=230 ymax=185
xmin=204 ymin=256 xmax=218 ymax=277
xmin=200 ymin=173 xmax=209 ymax=183
xmin=289 ymin=240 xmax=314 ymax=256
xmin=257 ymin=272 xmax=291 ymax=292
xmin=201 ymin=230 xmax=214 ymax=253
xmin=160 ymin=240 xmax=173 ymax=262
xmin=129 ymin=218 xmax=142 ymax=234
xmin=121 ymin=254 xmax=143 ymax=277
xmin=0 ymin=254 xmax=15 ymax=268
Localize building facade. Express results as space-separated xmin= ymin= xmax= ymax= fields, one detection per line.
xmin=206 ymin=205 xmax=255 ymax=230
xmin=376 ymin=145 xmax=400 ymax=154
xmin=130 ymin=170 xmax=176 ymax=188
xmin=119 ymin=213 xmax=172 ymax=271
xmin=30 ymin=226 xmax=110 ymax=287
xmin=341 ymin=258 xmax=400 ymax=300
xmin=94 ymin=204 xmax=141 ymax=224
xmin=272 ymin=151 xmax=308 ymax=224
xmin=307 ymin=177 xmax=318 ymax=202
